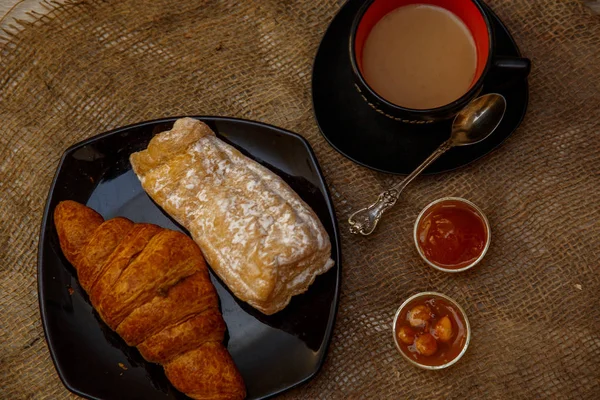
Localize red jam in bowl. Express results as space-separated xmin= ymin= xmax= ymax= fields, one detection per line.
xmin=416 ymin=199 xmax=488 ymax=270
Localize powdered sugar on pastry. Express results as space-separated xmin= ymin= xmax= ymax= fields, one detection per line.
xmin=130 ymin=118 xmax=334 ymax=315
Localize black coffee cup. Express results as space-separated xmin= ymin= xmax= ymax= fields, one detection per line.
xmin=350 ymin=0 xmax=531 ymax=124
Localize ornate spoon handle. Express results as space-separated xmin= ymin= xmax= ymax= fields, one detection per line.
xmin=348 ymin=139 xmax=454 ymax=235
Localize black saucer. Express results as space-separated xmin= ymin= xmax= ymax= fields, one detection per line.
xmin=312 ymin=0 xmax=529 ymax=175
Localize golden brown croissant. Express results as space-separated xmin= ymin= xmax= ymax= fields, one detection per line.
xmin=54 ymin=200 xmax=246 ymax=400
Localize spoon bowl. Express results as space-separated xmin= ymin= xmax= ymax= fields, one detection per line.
xmin=450 ymin=94 xmax=507 ymax=146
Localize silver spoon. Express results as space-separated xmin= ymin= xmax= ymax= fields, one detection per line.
xmin=348 ymin=93 xmax=507 ymax=236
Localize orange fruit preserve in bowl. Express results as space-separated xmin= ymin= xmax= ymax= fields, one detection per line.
xmin=393 ymin=293 xmax=470 ymax=368
xmin=415 ymin=198 xmax=489 ymax=271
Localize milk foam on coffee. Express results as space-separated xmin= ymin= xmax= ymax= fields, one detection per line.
xmin=362 ymin=4 xmax=478 ymax=110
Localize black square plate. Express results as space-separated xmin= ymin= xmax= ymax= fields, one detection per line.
xmin=38 ymin=117 xmax=341 ymax=400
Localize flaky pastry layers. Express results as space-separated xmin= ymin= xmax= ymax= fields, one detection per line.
xmin=54 ymin=200 xmax=245 ymax=400
xmin=130 ymin=118 xmax=334 ymax=315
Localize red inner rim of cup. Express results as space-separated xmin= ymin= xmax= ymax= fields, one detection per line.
xmin=354 ymin=0 xmax=490 ymax=99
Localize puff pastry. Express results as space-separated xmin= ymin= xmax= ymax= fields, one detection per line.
xmin=54 ymin=200 xmax=245 ymax=400
xmin=130 ymin=118 xmax=334 ymax=314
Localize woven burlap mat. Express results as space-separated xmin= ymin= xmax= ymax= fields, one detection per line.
xmin=1 ymin=0 xmax=599 ymax=398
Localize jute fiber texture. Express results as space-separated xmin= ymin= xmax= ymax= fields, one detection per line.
xmin=1 ymin=0 xmax=599 ymax=398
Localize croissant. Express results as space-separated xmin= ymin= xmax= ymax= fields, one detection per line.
xmin=53 ymin=200 xmax=246 ymax=400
